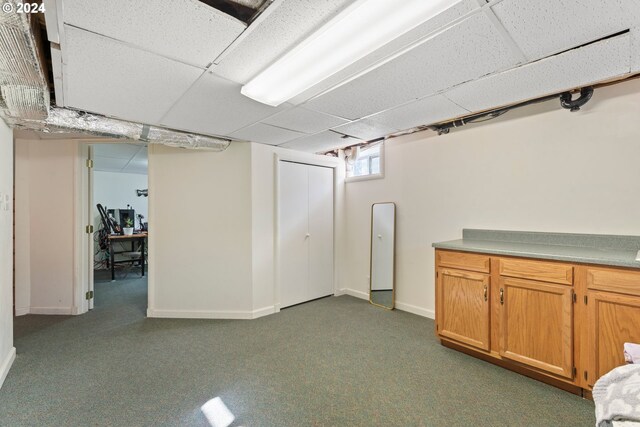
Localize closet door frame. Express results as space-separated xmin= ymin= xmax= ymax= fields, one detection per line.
xmin=274 ymin=152 xmax=341 ymax=312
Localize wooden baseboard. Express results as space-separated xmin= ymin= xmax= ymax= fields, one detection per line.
xmin=441 ymin=339 xmax=584 ymax=396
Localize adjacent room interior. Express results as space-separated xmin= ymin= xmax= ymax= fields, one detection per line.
xmin=1 ymin=0 xmax=640 ymax=426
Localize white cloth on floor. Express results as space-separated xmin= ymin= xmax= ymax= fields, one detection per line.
xmin=625 ymin=343 xmax=640 ymax=364
xmin=594 ymin=364 xmax=640 ymax=427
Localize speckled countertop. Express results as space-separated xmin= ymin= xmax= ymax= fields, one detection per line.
xmin=433 ymin=229 xmax=640 ymax=269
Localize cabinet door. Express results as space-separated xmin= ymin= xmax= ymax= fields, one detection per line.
xmin=589 ymin=291 xmax=640 ymax=386
xmin=499 ymin=277 xmax=574 ymax=378
xmin=437 ymin=268 xmax=490 ymax=351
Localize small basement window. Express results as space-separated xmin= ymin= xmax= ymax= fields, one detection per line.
xmin=346 ymin=142 xmax=384 ymax=181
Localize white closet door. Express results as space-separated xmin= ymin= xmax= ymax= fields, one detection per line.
xmin=279 ymin=161 xmax=309 ymax=308
xmin=307 ymin=165 xmax=334 ymax=300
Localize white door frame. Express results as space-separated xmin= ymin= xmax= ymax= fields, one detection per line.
xmin=74 ymin=140 xmax=144 ymax=314
xmin=273 ymin=151 xmax=341 ymax=313
xmin=73 ymin=142 xmax=92 ymax=314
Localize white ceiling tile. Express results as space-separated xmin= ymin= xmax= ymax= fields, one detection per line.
xmin=281 ymin=131 xmax=363 ymax=153
xmin=626 ymin=1 xmax=640 ymax=72
xmin=367 ymin=95 xmax=469 ymax=131
xmin=122 ymin=165 xmax=148 ymax=175
xmin=213 ymin=0 xmax=355 ymax=84
xmin=131 ymin=147 xmax=148 ymax=163
xmin=446 ymin=33 xmax=631 ymax=113
xmin=632 ymin=30 xmax=640 ymax=73
xmin=63 ymin=26 xmax=203 ymax=125
xmin=492 ymin=0 xmax=629 ymax=61
xmin=93 ymin=156 xmax=130 ymax=171
xmin=261 ymin=107 xmax=349 ymax=134
xmin=290 ymin=0 xmax=480 ymax=104
xmin=332 ymin=119 xmax=398 ymax=141
xmin=230 ymin=123 xmax=305 ymax=145
xmin=304 ymin=12 xmax=519 ymax=120
xmin=93 ymin=144 xmax=142 ymax=159
xmin=62 ymin=0 xmax=245 ymax=68
xmin=160 ymin=72 xmax=286 ymax=136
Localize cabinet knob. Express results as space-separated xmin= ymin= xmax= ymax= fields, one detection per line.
xmin=305 ymin=233 xmax=310 ymax=238
xmin=500 ymin=288 xmax=504 ymax=305
xmin=484 ymin=285 xmax=488 ymax=302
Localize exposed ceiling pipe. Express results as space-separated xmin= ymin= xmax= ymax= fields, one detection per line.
xmin=0 ymin=0 xmax=232 ymax=151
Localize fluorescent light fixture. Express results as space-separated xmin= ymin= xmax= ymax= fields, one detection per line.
xmin=241 ymin=0 xmax=459 ymax=106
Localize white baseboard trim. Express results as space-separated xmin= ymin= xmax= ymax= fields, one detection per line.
xmin=339 ymin=288 xmax=369 ymax=300
xmin=251 ymin=306 xmax=275 ymax=319
xmin=148 ymin=308 xmax=257 ymax=320
xmin=394 ymin=301 xmax=435 ymax=319
xmin=29 ymin=307 xmax=74 ymax=315
xmin=14 ymin=307 xmax=29 ymax=316
xmin=0 ymin=347 xmax=16 ymax=389
xmin=338 ymin=290 xmax=435 ymax=319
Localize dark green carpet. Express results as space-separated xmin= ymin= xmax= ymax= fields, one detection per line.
xmin=0 ymin=274 xmax=594 ymax=426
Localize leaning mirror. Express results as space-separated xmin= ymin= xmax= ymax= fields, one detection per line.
xmin=369 ymin=202 xmax=396 ymax=309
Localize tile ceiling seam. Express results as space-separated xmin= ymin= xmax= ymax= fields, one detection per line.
xmin=254 ymin=121 xmax=313 ymax=134
xmin=120 ymin=145 xmax=144 ymax=171
xmin=481 ymin=5 xmax=528 ymax=63
xmin=62 ymin=23 xmax=208 ymax=70
xmin=439 ymin=93 xmax=472 ymax=113
xmin=156 ymin=69 xmax=210 ymax=125
xmin=209 ymin=0 xmax=285 ymax=68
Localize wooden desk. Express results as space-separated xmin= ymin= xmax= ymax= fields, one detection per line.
xmin=108 ymin=232 xmax=147 ymax=281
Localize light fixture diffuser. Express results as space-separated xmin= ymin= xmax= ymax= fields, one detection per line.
xmin=241 ymin=0 xmax=460 ymax=106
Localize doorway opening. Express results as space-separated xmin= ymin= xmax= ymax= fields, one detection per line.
xmin=89 ymin=143 xmax=148 ymax=314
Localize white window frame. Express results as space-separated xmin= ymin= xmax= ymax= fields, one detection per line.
xmin=345 ymin=141 xmax=385 ymax=183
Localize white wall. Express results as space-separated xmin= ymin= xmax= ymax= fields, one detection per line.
xmin=342 ymin=79 xmax=640 ymax=318
xmin=14 ymin=139 xmax=79 ymax=315
xmin=93 ymin=170 xmax=148 ymax=228
xmin=148 ymin=143 xmax=254 ymax=318
xmin=149 ymin=141 xmax=341 ymax=319
xmin=0 ymin=119 xmax=15 ymax=388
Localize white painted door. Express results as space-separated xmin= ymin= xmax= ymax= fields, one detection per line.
xmin=279 ymin=162 xmax=310 ymax=308
xmin=308 ymin=165 xmax=333 ymax=300
xmin=278 ymin=161 xmax=334 ymax=308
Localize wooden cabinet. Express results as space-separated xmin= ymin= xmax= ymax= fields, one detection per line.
xmin=588 ymin=291 xmax=640 ymax=386
xmin=585 ymin=267 xmax=640 ymax=386
xmin=499 ymin=277 xmax=573 ymax=378
xmin=435 ymin=249 xmax=640 ymax=396
xmin=437 ymin=268 xmax=490 ymax=351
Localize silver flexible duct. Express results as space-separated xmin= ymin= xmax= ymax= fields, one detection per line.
xmin=0 ymin=1 xmax=231 ymax=151
xmin=0 ymin=1 xmax=49 ymax=122
xmin=15 ymin=107 xmax=232 ymax=150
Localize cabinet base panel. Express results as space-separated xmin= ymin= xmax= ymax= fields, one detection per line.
xmin=440 ymin=339 xmax=585 ymax=397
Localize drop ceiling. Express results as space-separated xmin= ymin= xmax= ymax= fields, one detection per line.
xmin=48 ymin=0 xmax=640 ymax=153
xmin=92 ymin=144 xmax=148 ymax=175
